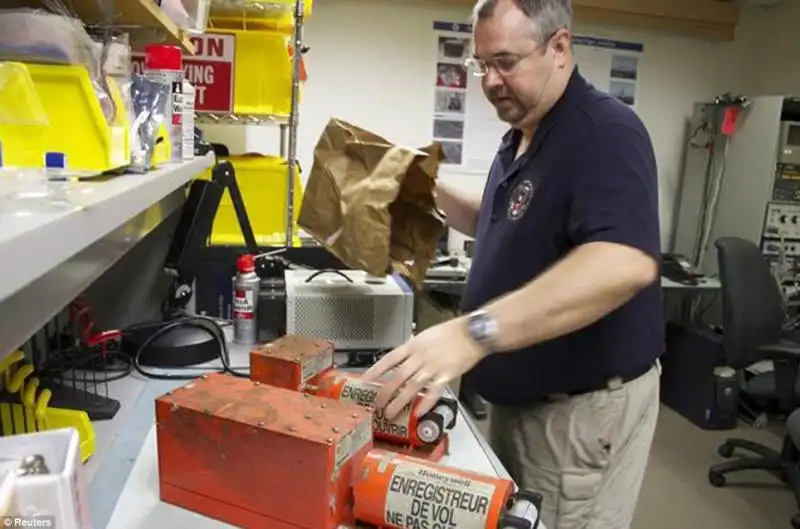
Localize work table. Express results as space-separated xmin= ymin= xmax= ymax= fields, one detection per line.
xmin=86 ymin=346 xmax=512 ymax=528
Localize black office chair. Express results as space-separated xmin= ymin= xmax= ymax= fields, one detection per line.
xmin=707 ymin=237 xmax=800 ymax=528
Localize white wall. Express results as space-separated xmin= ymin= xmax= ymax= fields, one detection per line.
xmin=201 ymin=0 xmax=776 ymax=251
xmin=749 ymin=0 xmax=800 ymax=96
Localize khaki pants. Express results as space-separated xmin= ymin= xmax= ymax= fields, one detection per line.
xmin=490 ymin=364 xmax=660 ymax=529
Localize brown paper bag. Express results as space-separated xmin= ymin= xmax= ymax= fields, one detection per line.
xmin=297 ymin=118 xmax=446 ymax=287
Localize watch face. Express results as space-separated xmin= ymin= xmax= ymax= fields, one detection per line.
xmin=469 ymin=313 xmax=489 ymax=342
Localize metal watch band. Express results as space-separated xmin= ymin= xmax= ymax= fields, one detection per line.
xmin=466 ymin=310 xmax=499 ymax=352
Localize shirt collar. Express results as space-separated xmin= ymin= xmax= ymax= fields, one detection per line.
xmin=499 ymin=66 xmax=589 ymax=155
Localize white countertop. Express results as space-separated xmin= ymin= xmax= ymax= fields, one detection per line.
xmin=0 ymin=155 xmax=214 ymax=306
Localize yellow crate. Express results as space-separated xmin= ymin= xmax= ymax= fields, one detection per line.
xmin=205 ymin=28 xmax=297 ymax=117
xmin=0 ymin=62 xmax=129 ymax=172
xmin=210 ymin=0 xmax=313 ymax=33
xmin=0 ymin=62 xmax=48 ymax=168
xmin=199 ymin=154 xmax=304 ymax=246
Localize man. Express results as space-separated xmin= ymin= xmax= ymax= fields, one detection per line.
xmin=363 ymin=0 xmax=662 ymax=527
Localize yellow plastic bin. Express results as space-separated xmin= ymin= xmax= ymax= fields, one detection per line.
xmin=0 ymin=62 xmax=129 ymax=172
xmin=199 ymin=154 xmax=304 ymax=246
xmin=205 ymin=28 xmax=297 ymax=117
xmin=0 ymin=62 xmax=48 ymax=168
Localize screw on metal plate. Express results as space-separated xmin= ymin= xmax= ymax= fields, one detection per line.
xmin=351 ymin=414 xmax=359 ymax=419
xmin=288 ymin=426 xmax=297 ymax=432
xmin=202 ymin=374 xmax=208 ymax=380
xmin=17 ymin=455 xmax=49 ymax=476
xmin=326 ymin=438 xmax=333 ymax=444
xmin=320 ymin=403 xmax=327 ymax=409
xmin=166 ymin=391 xmax=173 ymax=396
xmin=258 ymin=421 xmax=265 ymax=427
xmin=170 ymin=404 xmax=178 ymax=412
xmin=254 ymin=381 xmax=261 ymax=386
xmin=304 ymin=414 xmax=312 ymax=420
xmin=331 ymin=427 xmax=340 ymax=433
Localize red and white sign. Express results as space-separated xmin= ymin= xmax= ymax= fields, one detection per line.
xmin=132 ymin=33 xmax=236 ymax=113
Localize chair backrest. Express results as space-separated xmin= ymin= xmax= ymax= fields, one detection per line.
xmin=716 ymin=236 xmax=785 ymax=369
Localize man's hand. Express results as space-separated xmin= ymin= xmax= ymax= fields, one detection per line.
xmin=361 ymin=317 xmax=487 ymax=419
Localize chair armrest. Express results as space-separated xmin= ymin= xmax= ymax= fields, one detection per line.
xmin=758 ymin=342 xmax=800 ymax=359
xmin=758 ymin=342 xmax=800 ymax=413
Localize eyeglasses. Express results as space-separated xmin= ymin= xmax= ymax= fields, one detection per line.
xmin=464 ymin=53 xmax=532 ymax=77
xmin=465 ymin=31 xmax=560 ymax=78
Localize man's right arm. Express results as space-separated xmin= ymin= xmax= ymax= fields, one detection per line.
xmin=435 ymin=180 xmax=482 ymax=238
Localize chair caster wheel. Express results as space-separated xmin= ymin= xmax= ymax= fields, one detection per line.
xmin=708 ymin=470 xmax=726 ymax=488
xmin=717 ymin=443 xmax=734 ymax=458
xmin=792 ymin=513 xmax=800 ymax=529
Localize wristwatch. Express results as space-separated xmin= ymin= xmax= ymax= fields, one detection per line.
xmin=466 ymin=310 xmax=499 ymax=353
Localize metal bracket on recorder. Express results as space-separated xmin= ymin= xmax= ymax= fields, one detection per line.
xmin=500 ymin=490 xmax=544 ymax=529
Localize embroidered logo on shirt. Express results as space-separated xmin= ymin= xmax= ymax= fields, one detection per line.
xmin=507 ymin=179 xmax=535 ymax=220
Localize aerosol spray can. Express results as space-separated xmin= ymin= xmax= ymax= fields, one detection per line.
xmin=233 ymin=254 xmax=259 ymax=344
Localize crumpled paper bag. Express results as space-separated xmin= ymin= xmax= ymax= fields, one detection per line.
xmin=297 ymin=118 xmax=446 ymax=287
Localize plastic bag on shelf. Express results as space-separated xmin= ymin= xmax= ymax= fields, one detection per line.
xmin=128 ymin=75 xmax=170 ymax=174
xmin=0 ymin=9 xmax=114 ymax=123
xmin=159 ymin=0 xmax=212 ymax=34
xmin=0 ymin=169 xmax=96 ymax=218
xmin=210 ymin=0 xmax=292 ymax=14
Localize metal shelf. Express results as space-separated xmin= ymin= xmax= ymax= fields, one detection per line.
xmin=0 ymin=154 xmax=215 ymax=362
xmin=15 ymin=0 xmax=196 ymax=53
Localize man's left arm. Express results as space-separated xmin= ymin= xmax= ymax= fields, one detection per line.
xmin=479 ymin=123 xmax=661 ymax=353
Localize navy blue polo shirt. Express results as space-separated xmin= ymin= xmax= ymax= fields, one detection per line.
xmin=460 ymin=68 xmax=663 ymax=406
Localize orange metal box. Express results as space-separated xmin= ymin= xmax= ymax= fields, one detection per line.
xmin=155 ymin=373 xmax=373 ymax=529
xmin=250 ymin=334 xmax=335 ymax=390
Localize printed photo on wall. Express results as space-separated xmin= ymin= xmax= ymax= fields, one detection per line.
xmin=438 ymin=36 xmax=470 ymax=62
xmin=433 ymin=119 xmax=465 ymax=141
xmin=609 ymin=80 xmax=636 ymax=106
xmin=610 ymin=55 xmax=639 ymax=81
xmin=434 ymin=89 xmax=466 ymax=114
xmin=436 ymin=63 xmax=467 ymax=89
xmin=440 ymin=141 xmax=463 ymax=165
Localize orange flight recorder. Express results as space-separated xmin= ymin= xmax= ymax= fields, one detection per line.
xmin=249 ymin=335 xmax=458 ymax=460
xmin=155 ymin=372 xmax=373 ymax=529
xmin=353 ymin=450 xmax=544 ymax=529
xmin=312 ymin=369 xmax=458 ymax=449
xmin=249 ymin=334 xmax=335 ymax=391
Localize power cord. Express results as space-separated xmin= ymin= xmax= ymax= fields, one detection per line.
xmin=128 ymin=315 xmax=250 ymax=380
xmin=40 ymin=349 xmax=133 ymax=385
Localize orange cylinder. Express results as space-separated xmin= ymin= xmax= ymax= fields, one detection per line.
xmin=353 ymin=449 xmax=514 ymax=529
xmin=314 ymin=370 xmax=456 ymax=447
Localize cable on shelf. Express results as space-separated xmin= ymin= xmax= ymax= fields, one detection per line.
xmin=127 ymin=314 xmax=250 ymax=381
